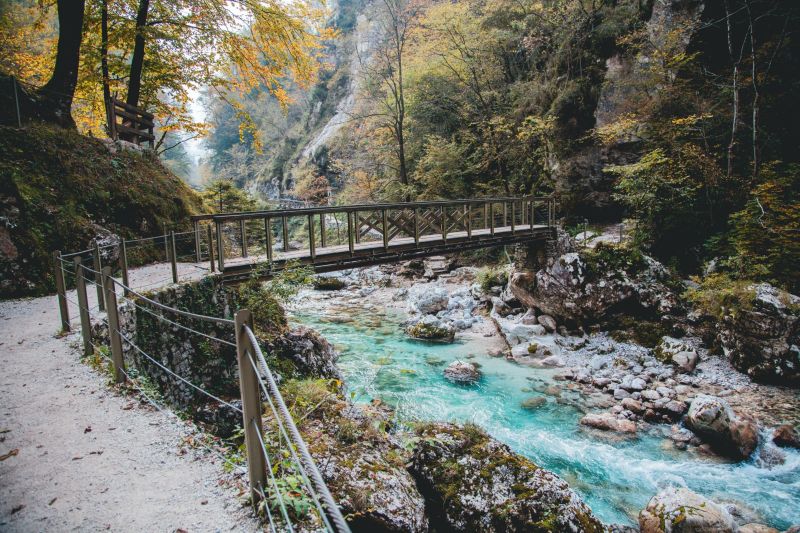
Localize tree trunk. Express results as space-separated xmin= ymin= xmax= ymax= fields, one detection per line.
xmin=724 ymin=0 xmax=742 ymax=179
xmin=101 ymin=0 xmax=112 ymax=134
xmin=37 ymin=0 xmax=87 ymax=128
xmin=746 ymin=1 xmax=760 ymax=178
xmin=126 ymin=0 xmax=150 ymax=110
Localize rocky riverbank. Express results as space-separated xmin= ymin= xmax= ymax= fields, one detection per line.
xmin=286 ymin=243 xmax=799 ymax=531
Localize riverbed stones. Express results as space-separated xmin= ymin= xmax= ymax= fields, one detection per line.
xmin=410 ymin=423 xmax=605 ymax=532
xmin=443 ymin=360 xmax=480 ymax=384
xmin=654 ymin=336 xmax=699 ymax=373
xmin=772 ymin=424 xmax=800 ymax=449
xmin=407 ymin=285 xmax=450 ymax=314
xmin=639 ymin=487 xmax=737 ymax=533
xmin=537 ymin=314 xmax=558 ymax=332
xmin=580 ymin=412 xmax=637 ymax=433
xmin=521 ymin=396 xmax=547 ymax=409
xmin=685 ymin=395 xmax=759 ymax=459
xmin=406 ymin=315 xmax=456 ymax=342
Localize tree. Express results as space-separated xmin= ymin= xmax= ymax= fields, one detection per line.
xmin=126 ymin=0 xmax=149 ymax=110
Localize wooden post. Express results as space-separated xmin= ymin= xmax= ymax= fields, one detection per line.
xmin=308 ymin=214 xmax=316 ymax=260
xmin=207 ymin=224 xmax=216 ymax=273
xmin=240 ymin=219 xmax=248 ymax=258
xmin=354 ymin=212 xmax=361 ymax=244
xmin=74 ymin=257 xmax=92 ymax=356
xmin=382 ymin=209 xmax=389 ymax=251
xmin=489 ymin=203 xmax=495 ymax=235
xmin=511 ymin=201 xmax=516 ymax=234
xmin=282 ymin=216 xmax=289 ymax=252
xmin=530 ymin=200 xmax=536 ymax=232
xmin=347 ymin=211 xmax=355 ymax=255
xmin=466 ymin=203 xmax=472 ymax=238
xmin=193 ymin=221 xmax=201 ymax=262
xmin=102 ymin=266 xmax=126 ymax=383
xmin=548 ymin=198 xmax=553 ymax=227
xmin=216 ymin=221 xmax=225 ymax=271
xmin=93 ymin=242 xmax=105 ymax=312
xmin=441 ymin=206 xmax=447 ymax=243
xmin=53 ymin=251 xmax=70 ymax=332
xmin=163 ymin=224 xmax=169 ymax=259
xmin=319 ymin=213 xmax=326 ymax=248
xmin=413 ymin=208 xmax=420 ymax=246
xmin=483 ymin=203 xmax=488 ymax=229
xmin=169 ymin=230 xmax=178 ymax=283
xmin=265 ymin=218 xmax=273 ymax=263
xmin=119 ymin=240 xmax=130 ymax=296
xmin=234 ymin=309 xmax=267 ymax=505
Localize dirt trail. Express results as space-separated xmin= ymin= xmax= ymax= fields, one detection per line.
xmin=0 ymin=263 xmax=258 ymax=532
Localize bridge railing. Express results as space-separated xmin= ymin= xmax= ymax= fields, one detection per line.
xmin=191 ymin=195 xmax=555 ymax=272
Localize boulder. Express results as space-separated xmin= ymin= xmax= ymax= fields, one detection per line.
xmin=406 ymin=315 xmax=456 ymax=342
xmin=443 ymin=361 xmax=480 ymax=385
xmin=580 ymin=413 xmax=637 ymax=434
xmin=639 ymin=487 xmax=736 ymax=533
xmin=772 ymin=424 xmax=800 ymax=449
xmin=685 ymin=395 xmax=759 ymax=459
xmin=398 ymin=259 xmax=426 ymax=278
xmin=655 ymin=337 xmax=699 ymax=373
xmin=520 ymin=309 xmax=538 ymax=325
xmin=410 ymin=423 xmax=604 ymax=532
xmin=537 ymin=314 xmax=558 ymax=332
xmin=491 ymin=297 xmax=514 ymax=317
xmin=508 ymin=244 xmax=680 ymax=326
xmin=272 ymin=326 xmax=343 ymax=380
xmin=739 ymin=525 xmax=779 ymax=533
xmin=718 ymin=283 xmax=800 ymax=386
xmin=407 ymin=285 xmax=450 ymax=314
xmin=521 ymin=396 xmax=547 ymax=410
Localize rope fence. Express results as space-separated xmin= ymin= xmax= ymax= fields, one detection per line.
xmin=52 ymin=253 xmax=349 ymax=532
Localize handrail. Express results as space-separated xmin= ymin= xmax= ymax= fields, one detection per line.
xmin=193 ymin=195 xmax=554 ymax=222
xmin=242 ymin=324 xmax=351 ymax=533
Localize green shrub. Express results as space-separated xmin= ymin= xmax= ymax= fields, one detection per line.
xmin=477 ymin=266 xmax=508 ymax=292
xmin=685 ymin=273 xmax=756 ymax=320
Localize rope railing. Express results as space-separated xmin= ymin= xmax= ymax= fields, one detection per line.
xmin=53 ymin=255 xmax=349 ymax=532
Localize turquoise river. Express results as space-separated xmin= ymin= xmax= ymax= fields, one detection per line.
xmin=291 ymin=301 xmax=800 ymax=529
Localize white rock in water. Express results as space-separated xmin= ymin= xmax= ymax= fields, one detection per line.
xmin=537 ymin=314 xmax=558 ymax=332
xmin=407 ymin=286 xmax=449 ymax=315
xmin=443 ymin=360 xmax=480 ymax=384
xmin=540 ymin=355 xmax=565 ymax=367
xmin=639 ymin=487 xmax=736 ymax=533
xmin=520 ymin=308 xmax=538 ymax=325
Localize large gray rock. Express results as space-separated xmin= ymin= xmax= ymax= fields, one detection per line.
xmin=655 ymin=336 xmax=699 ymax=373
xmin=718 ymin=283 xmax=800 ymax=387
xmin=272 ymin=326 xmax=342 ymax=380
xmin=407 ymin=285 xmax=450 ymax=314
xmin=443 ymin=360 xmax=480 ymax=384
xmin=685 ymin=395 xmax=759 ymax=459
xmin=410 ymin=423 xmax=605 ymax=532
xmin=509 ymin=245 xmax=679 ymax=326
xmin=639 ymin=487 xmax=737 ymax=532
xmin=406 ymin=315 xmax=456 ymax=342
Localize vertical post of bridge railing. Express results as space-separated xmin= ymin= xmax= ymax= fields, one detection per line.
xmin=240 ymin=219 xmax=248 ymax=258
xmin=413 ymin=207 xmax=420 ymax=246
xmin=169 ymin=230 xmax=178 ymax=283
xmin=216 ymin=221 xmax=225 ymax=271
xmin=502 ymin=201 xmax=508 ymax=229
xmin=466 ymin=202 xmax=472 ymax=238
xmin=382 ymin=208 xmax=389 ymax=251
xmin=530 ymin=199 xmax=535 ymax=233
xmin=93 ymin=242 xmax=105 ymax=312
xmin=282 ymin=216 xmax=289 ymax=253
xmin=320 ymin=213 xmax=326 ymax=249
xmin=53 ymin=251 xmax=70 ymax=332
xmin=120 ymin=240 xmax=130 ymax=296
xmin=511 ymin=200 xmax=516 ymax=234
xmin=440 ymin=206 xmax=447 ymax=243
xmin=489 ymin=202 xmax=495 ymax=235
xmin=193 ymin=220 xmax=201 ymax=263
xmin=234 ymin=309 xmax=267 ymax=506
xmin=354 ymin=211 xmax=361 ymax=244
xmin=265 ymin=218 xmax=273 ymax=263
xmin=102 ymin=266 xmax=126 ymax=384
xmin=207 ymin=225 xmax=216 ymax=273
xmin=163 ymin=224 xmax=169 ymax=259
xmin=308 ymin=214 xmax=316 ymax=260
xmin=74 ymin=257 xmax=92 ymax=356
xmin=347 ymin=211 xmax=355 ymax=255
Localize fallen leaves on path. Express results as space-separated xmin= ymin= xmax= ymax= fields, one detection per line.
xmin=0 ymin=448 xmax=19 ymax=461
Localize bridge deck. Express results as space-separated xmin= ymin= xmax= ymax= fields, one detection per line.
xmin=220 ymin=223 xmax=551 ymax=279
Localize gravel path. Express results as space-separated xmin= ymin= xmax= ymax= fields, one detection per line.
xmin=0 ymin=263 xmax=258 ymax=532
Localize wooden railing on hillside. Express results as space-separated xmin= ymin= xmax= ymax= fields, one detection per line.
xmin=108 ymin=97 xmax=155 ymax=148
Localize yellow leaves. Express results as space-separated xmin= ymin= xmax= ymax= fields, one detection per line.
xmin=671 ymin=113 xmax=713 ymax=126
xmin=0 ymin=3 xmax=56 ymax=85
xmin=594 ymin=113 xmax=641 ymax=146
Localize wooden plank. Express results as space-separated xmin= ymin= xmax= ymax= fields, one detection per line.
xmin=112 ymin=97 xmax=155 ymax=119
xmin=112 ymin=106 xmax=155 ymax=127
xmin=115 ymin=124 xmax=155 ymax=141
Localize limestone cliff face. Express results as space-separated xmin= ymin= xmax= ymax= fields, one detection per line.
xmin=554 ymin=0 xmax=705 ymax=218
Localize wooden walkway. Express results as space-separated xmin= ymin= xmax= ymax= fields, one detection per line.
xmin=191 ymin=196 xmax=556 ymax=280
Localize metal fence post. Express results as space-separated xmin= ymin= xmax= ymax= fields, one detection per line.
xmin=53 ymin=251 xmax=70 ymax=331
xmin=119 ymin=240 xmax=130 ymax=296
xmin=93 ymin=242 xmax=105 ymax=311
xmin=234 ymin=310 xmax=267 ymax=505
xmin=169 ymin=230 xmax=178 ymax=283
xmin=74 ymin=257 xmax=92 ymax=356
xmin=102 ymin=266 xmax=126 ymax=383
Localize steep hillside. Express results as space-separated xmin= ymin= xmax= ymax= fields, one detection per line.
xmin=0 ymin=124 xmax=205 ymax=297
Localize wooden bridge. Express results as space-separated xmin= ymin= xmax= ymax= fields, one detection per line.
xmin=190 ymin=196 xmax=556 ymax=281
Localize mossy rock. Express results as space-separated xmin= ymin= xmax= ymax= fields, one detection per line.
xmin=313 ymin=276 xmax=347 ymax=290
xmin=406 ymin=321 xmax=455 ymax=342
xmin=521 ymin=396 xmax=547 ymax=410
